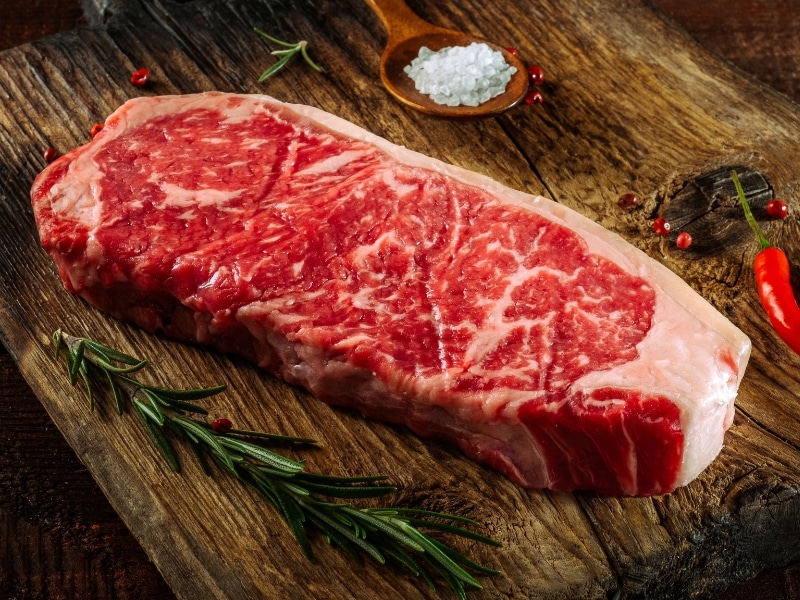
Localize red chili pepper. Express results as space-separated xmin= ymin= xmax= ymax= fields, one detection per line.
xmin=732 ymin=170 xmax=800 ymax=355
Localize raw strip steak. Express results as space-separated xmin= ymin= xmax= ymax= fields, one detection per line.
xmin=31 ymin=92 xmax=751 ymax=496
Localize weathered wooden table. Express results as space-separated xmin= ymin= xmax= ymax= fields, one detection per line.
xmin=2 ymin=0 xmax=800 ymax=598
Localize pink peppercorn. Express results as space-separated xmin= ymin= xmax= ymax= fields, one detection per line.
xmin=676 ymin=231 xmax=692 ymax=249
xmin=653 ymin=217 xmax=671 ymax=236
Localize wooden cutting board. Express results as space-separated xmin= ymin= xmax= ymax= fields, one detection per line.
xmin=1 ymin=0 xmax=799 ymax=598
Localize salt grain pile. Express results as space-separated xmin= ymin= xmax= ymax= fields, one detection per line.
xmin=404 ymin=42 xmax=517 ymax=107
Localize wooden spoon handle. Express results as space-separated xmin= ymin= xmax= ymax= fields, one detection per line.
xmin=363 ymin=0 xmax=442 ymax=42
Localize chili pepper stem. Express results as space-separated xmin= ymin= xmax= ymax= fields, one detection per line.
xmin=731 ymin=170 xmax=771 ymax=250
xmin=731 ymin=170 xmax=800 ymax=357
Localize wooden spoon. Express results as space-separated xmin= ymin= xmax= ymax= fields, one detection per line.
xmin=364 ymin=0 xmax=529 ymax=119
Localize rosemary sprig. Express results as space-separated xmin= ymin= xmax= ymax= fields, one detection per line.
xmin=254 ymin=27 xmax=324 ymax=82
xmin=52 ymin=329 xmax=500 ymax=598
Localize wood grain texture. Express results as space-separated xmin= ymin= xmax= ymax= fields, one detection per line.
xmin=2 ymin=0 xmax=800 ymax=599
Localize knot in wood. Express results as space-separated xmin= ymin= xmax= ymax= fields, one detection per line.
xmin=659 ymin=166 xmax=773 ymax=256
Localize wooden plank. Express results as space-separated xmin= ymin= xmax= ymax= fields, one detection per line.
xmin=2 ymin=0 xmax=800 ymax=598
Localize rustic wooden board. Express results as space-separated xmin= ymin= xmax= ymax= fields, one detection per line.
xmin=1 ymin=0 xmax=800 ymax=598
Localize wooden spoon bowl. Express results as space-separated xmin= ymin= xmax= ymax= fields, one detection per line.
xmin=365 ymin=0 xmax=529 ymax=119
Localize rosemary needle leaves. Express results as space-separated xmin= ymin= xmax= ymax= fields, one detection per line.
xmin=52 ymin=329 xmax=500 ymax=598
xmin=254 ymin=27 xmax=324 ymax=82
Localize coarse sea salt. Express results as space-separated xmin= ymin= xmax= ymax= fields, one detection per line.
xmin=403 ymin=42 xmax=516 ymax=107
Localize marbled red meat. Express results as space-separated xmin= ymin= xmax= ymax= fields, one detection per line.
xmin=31 ymin=92 xmax=751 ymax=495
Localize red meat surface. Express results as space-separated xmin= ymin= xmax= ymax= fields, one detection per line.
xmin=31 ymin=93 xmax=751 ymax=495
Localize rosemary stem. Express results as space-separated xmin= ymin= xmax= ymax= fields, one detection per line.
xmin=51 ymin=329 xmax=499 ymax=596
